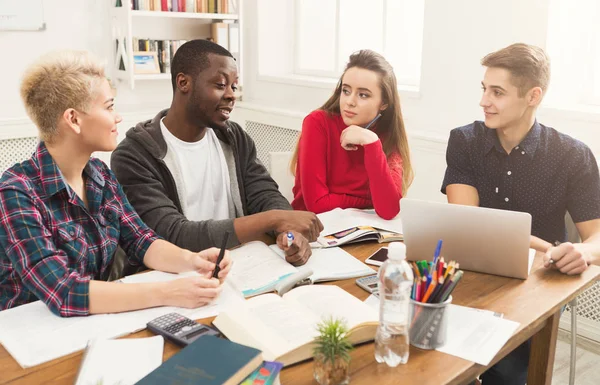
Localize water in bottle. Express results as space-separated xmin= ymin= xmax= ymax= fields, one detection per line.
xmin=375 ymin=242 xmax=414 ymax=366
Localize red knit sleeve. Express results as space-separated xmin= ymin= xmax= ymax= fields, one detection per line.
xmin=298 ymin=112 xmax=371 ymax=214
xmin=363 ymin=140 xmax=403 ymax=219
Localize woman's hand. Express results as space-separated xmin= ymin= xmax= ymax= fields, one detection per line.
xmin=340 ymin=125 xmax=378 ymax=151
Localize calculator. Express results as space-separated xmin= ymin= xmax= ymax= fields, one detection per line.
xmin=355 ymin=274 xmax=379 ymax=295
xmin=147 ymin=312 xmax=220 ymax=346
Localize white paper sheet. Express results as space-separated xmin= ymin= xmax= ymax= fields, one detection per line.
xmin=435 ymin=305 xmax=519 ymax=365
xmin=75 ymin=336 xmax=164 ymax=385
xmin=0 ymin=273 xmax=244 ymax=368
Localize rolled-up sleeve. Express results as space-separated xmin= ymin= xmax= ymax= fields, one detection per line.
xmin=0 ymin=187 xmax=91 ymax=317
xmin=441 ymin=128 xmax=476 ymax=194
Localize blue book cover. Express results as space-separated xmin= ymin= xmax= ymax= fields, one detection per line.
xmin=136 ymin=335 xmax=262 ymax=385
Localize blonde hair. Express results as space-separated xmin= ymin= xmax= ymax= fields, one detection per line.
xmin=481 ymin=43 xmax=550 ymax=97
xmin=20 ymin=50 xmax=106 ymax=143
xmin=290 ymin=50 xmax=414 ymax=196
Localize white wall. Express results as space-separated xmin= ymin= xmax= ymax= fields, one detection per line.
xmin=236 ymin=0 xmax=600 ymax=202
xmin=1 ymin=0 xmax=599 ymax=201
xmin=0 ymin=0 xmax=172 ymax=136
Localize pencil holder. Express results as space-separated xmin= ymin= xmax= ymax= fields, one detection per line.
xmin=408 ymin=296 xmax=452 ymax=350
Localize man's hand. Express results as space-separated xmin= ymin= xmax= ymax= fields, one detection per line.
xmin=160 ymin=276 xmax=222 ymax=308
xmin=543 ymin=242 xmax=589 ymax=275
xmin=340 ymin=125 xmax=378 ymax=151
xmin=189 ymin=247 xmax=232 ymax=283
xmin=276 ymin=231 xmax=312 ymax=266
xmin=273 ymin=210 xmax=324 ymax=242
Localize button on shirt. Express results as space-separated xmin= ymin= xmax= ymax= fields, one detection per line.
xmin=441 ymin=121 xmax=600 ymax=244
xmin=0 ymin=143 xmax=160 ymax=316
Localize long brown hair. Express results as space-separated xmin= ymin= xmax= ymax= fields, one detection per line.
xmin=290 ymin=49 xmax=414 ymax=196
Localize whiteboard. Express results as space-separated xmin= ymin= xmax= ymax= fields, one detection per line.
xmin=0 ymin=0 xmax=45 ymax=31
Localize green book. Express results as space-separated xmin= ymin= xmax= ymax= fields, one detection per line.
xmin=136 ymin=335 xmax=263 ymax=385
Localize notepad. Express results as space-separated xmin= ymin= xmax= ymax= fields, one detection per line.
xmin=316 ymin=208 xmax=403 ymax=247
xmin=228 ymin=241 xmax=375 ymax=297
xmin=74 ymin=336 xmax=164 ymax=385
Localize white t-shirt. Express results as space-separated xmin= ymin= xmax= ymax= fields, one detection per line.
xmin=160 ymin=118 xmax=232 ymax=221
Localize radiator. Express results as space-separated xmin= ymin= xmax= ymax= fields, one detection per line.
xmin=0 ymin=137 xmax=39 ymax=173
xmin=244 ymin=120 xmax=300 ymax=172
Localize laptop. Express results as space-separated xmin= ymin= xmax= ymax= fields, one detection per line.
xmin=400 ymin=198 xmax=535 ymax=279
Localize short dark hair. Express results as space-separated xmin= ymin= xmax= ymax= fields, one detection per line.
xmin=170 ymin=39 xmax=234 ymax=91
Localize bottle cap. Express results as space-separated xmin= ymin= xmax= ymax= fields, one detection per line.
xmin=387 ymin=242 xmax=406 ymax=261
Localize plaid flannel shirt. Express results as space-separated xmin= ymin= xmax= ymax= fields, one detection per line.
xmin=0 ymin=143 xmax=159 ymax=317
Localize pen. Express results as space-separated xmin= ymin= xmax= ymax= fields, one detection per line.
xmin=549 ymin=240 xmax=561 ymax=264
xmin=433 ymin=239 xmax=443 ymax=265
xmin=212 ymin=232 xmax=230 ymax=279
xmin=286 ymin=231 xmax=294 ymax=247
xmin=364 ymin=113 xmax=382 ymax=129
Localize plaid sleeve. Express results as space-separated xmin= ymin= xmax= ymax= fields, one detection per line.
xmin=0 ymin=187 xmax=91 ymax=317
xmin=109 ymin=172 xmax=161 ymax=266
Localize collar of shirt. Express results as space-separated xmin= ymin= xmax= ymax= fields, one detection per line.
xmin=34 ymin=142 xmax=105 ymax=198
xmin=483 ymin=120 xmax=541 ymax=160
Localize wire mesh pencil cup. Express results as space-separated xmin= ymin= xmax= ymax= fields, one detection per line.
xmin=408 ymin=295 xmax=452 ymax=349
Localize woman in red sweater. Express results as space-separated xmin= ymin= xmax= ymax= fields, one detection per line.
xmin=290 ymin=50 xmax=413 ymax=220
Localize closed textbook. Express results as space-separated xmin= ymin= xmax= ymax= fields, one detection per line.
xmin=137 ymin=335 xmax=263 ymax=385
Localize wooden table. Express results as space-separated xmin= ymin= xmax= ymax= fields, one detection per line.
xmin=1 ymin=242 xmax=599 ymax=385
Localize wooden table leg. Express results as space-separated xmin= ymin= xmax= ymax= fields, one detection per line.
xmin=527 ymin=310 xmax=560 ymax=385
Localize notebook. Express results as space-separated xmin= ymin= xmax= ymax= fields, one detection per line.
xmin=316 ymin=208 xmax=403 ymax=247
xmin=228 ymin=241 xmax=375 ymax=297
xmin=74 ymin=336 xmax=164 ymax=385
xmin=212 ymin=285 xmax=378 ymax=366
xmin=136 ymin=335 xmax=263 ymax=385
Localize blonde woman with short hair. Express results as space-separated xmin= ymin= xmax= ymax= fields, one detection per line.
xmin=0 ymin=50 xmax=231 ymax=317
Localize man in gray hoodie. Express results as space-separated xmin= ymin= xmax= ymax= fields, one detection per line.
xmin=111 ymin=40 xmax=322 ymax=271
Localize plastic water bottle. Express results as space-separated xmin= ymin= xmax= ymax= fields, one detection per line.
xmin=375 ymin=242 xmax=414 ymax=366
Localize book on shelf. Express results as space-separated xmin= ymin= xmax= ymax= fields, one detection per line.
xmin=211 ymin=22 xmax=229 ymax=50
xmin=74 ymin=336 xmax=164 ymax=385
xmin=316 ymin=208 xmax=403 ymax=247
xmin=137 ymin=335 xmax=263 ymax=385
xmin=212 ymin=285 xmax=378 ymax=367
xmin=129 ymin=0 xmax=231 ymax=13
xmin=133 ymin=38 xmax=187 ymax=73
xmin=228 ymin=241 xmax=375 ymax=298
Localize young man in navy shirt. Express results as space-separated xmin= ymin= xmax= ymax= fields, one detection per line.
xmin=442 ymin=43 xmax=600 ymax=385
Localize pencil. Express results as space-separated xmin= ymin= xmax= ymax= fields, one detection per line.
xmin=439 ymin=270 xmax=464 ymax=302
xmin=421 ymin=280 xmax=437 ymax=303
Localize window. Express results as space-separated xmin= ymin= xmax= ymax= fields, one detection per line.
xmin=258 ymin=0 xmax=425 ymax=89
xmin=546 ymin=0 xmax=600 ymax=107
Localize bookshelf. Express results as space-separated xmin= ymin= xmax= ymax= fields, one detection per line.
xmin=110 ymin=1 xmax=242 ymax=92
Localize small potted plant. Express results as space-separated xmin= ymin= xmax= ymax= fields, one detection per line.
xmin=313 ymin=317 xmax=353 ymax=385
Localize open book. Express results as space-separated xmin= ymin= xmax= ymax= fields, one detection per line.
xmin=228 ymin=241 xmax=375 ymax=297
xmin=212 ymin=285 xmax=378 ymax=366
xmin=75 ymin=336 xmax=164 ymax=385
xmin=316 ymin=208 xmax=403 ymax=247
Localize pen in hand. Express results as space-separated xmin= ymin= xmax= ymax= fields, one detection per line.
xmin=286 ymin=231 xmax=295 ymax=248
xmin=212 ymin=232 xmax=230 ymax=279
xmin=364 ymin=113 xmax=382 ymax=130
